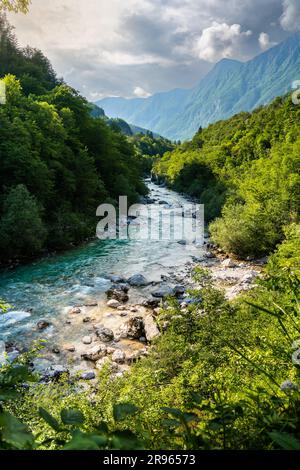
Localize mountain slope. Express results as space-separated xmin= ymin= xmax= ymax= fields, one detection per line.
xmin=97 ymin=33 xmax=300 ymax=140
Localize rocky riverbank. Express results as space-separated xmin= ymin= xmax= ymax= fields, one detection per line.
xmin=0 ymin=248 xmax=265 ymax=383
xmin=0 ymin=181 xmax=266 ymax=384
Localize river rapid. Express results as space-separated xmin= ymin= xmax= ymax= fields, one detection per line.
xmin=0 ymin=182 xmax=205 ymax=375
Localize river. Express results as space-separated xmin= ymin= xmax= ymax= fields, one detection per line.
xmin=0 ymin=182 xmax=205 ymax=370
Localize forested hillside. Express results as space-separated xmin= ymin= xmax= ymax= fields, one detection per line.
xmin=0 ymin=15 xmax=147 ymax=263
xmin=154 ymin=95 xmax=300 ymax=257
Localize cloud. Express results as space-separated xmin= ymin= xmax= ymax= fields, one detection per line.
xmin=133 ymin=86 xmax=151 ymax=98
xmin=194 ymin=22 xmax=252 ymax=62
xmin=280 ymin=0 xmax=300 ymax=32
xmin=259 ymin=32 xmax=277 ymax=50
xmin=6 ymin=0 xmax=292 ymax=100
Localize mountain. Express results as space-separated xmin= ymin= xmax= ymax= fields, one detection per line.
xmin=97 ymin=33 xmax=300 ymax=140
xmin=90 ymin=104 xmax=163 ymax=138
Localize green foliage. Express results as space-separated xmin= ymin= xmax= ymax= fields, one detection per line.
xmin=0 ymin=184 xmax=47 ymax=258
xmin=0 ymin=1 xmax=30 ymax=13
xmin=0 ymin=18 xmax=147 ymax=262
xmin=131 ymin=133 xmax=175 ymax=175
xmin=154 ymin=96 xmax=300 ymax=256
xmin=1 ymin=226 xmax=299 ymax=450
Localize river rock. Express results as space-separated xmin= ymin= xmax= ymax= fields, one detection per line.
xmin=82 ymin=336 xmax=92 ymax=345
xmin=106 ymin=288 xmax=129 ymax=303
xmin=52 ymin=346 xmax=60 ymax=354
xmin=240 ymin=271 xmax=259 ymax=284
xmin=204 ymin=251 xmax=215 ymax=259
xmin=142 ymin=298 xmax=161 ymax=308
xmin=95 ymin=357 xmax=119 ymax=371
xmin=93 ymin=324 xmax=114 ymax=342
xmin=81 ymin=344 xmax=107 ymax=362
xmin=173 ymin=285 xmax=185 ymax=296
xmin=69 ymin=307 xmax=81 ymax=314
xmin=222 ymin=258 xmax=236 ymax=268
xmin=119 ymin=310 xmax=129 ymax=317
xmin=81 ymin=371 xmax=96 ymax=381
xmin=119 ymin=316 xmax=144 ymax=339
xmin=83 ymin=316 xmax=92 ymax=323
xmin=107 ymin=274 xmax=127 ymax=283
xmin=64 ymin=344 xmax=75 ymax=352
xmin=84 ymin=300 xmax=98 ymax=307
xmin=152 ymin=286 xmax=174 ymax=298
xmin=107 ymin=299 xmax=121 ymax=308
xmin=128 ymin=274 xmax=149 ymax=287
xmin=143 ymin=314 xmax=160 ymax=342
xmin=37 ymin=320 xmax=50 ymax=330
xmin=48 ymin=365 xmax=69 ymax=379
xmin=177 ymin=240 xmax=187 ymax=245
xmin=111 ymin=349 xmax=126 ymax=364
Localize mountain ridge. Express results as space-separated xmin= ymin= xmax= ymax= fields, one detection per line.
xmin=97 ymin=32 xmax=300 ymax=140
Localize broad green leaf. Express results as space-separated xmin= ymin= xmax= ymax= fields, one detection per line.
xmin=60 ymin=408 xmax=84 ymax=426
xmin=39 ymin=407 xmax=61 ymax=432
xmin=0 ymin=412 xmax=34 ymax=449
xmin=111 ymin=430 xmax=143 ymax=450
xmin=64 ymin=430 xmax=105 ymax=450
xmin=113 ymin=403 xmax=138 ymax=422
xmin=269 ymin=431 xmax=300 ymax=450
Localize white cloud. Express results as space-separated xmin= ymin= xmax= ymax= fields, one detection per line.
xmin=6 ymin=0 xmax=287 ymax=99
xmin=194 ymin=22 xmax=252 ymax=62
xmin=133 ymin=86 xmax=151 ymax=98
xmin=259 ymin=32 xmax=277 ymax=50
xmin=280 ymin=0 xmax=300 ymax=32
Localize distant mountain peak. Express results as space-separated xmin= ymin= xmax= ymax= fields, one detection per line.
xmin=98 ymin=33 xmax=300 ymax=140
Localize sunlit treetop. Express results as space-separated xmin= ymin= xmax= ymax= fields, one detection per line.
xmin=0 ymin=0 xmax=30 ymax=13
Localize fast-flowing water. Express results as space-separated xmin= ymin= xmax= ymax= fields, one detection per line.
xmin=0 ymin=182 xmax=204 ymax=348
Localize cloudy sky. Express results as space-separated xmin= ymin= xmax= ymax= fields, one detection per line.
xmin=7 ymin=0 xmax=300 ymax=100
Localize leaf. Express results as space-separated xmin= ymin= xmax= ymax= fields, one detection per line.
xmin=64 ymin=430 xmax=104 ymax=450
xmin=39 ymin=407 xmax=60 ymax=432
xmin=269 ymin=431 xmax=300 ymax=450
xmin=113 ymin=403 xmax=138 ymax=422
xmin=161 ymin=407 xmax=183 ymax=418
xmin=60 ymin=408 xmax=84 ymax=426
xmin=0 ymin=412 xmax=34 ymax=449
xmin=111 ymin=430 xmax=143 ymax=450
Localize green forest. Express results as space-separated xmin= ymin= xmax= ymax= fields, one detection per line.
xmin=0 ymin=6 xmax=300 ymax=453
xmin=0 ymin=14 xmax=152 ymax=263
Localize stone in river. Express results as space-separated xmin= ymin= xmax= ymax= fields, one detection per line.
xmin=69 ymin=307 xmax=81 ymax=314
xmin=143 ymin=314 xmax=160 ymax=342
xmin=48 ymin=365 xmax=69 ymax=379
xmin=151 ymin=286 xmax=174 ymax=298
xmin=81 ymin=371 xmax=96 ymax=380
xmin=173 ymin=285 xmax=185 ymax=296
xmin=119 ymin=316 xmax=144 ymax=340
xmin=83 ymin=316 xmax=92 ymax=323
xmin=64 ymin=344 xmax=75 ymax=352
xmin=107 ymin=274 xmax=127 ymax=284
xmin=81 ymin=344 xmax=107 ymax=362
xmin=128 ymin=274 xmax=149 ymax=287
xmin=52 ymin=346 xmax=60 ymax=354
xmin=221 ymin=258 xmax=236 ymax=268
xmin=142 ymin=298 xmax=161 ymax=308
xmin=37 ymin=320 xmax=50 ymax=330
xmin=107 ymin=299 xmax=121 ymax=308
xmin=93 ymin=324 xmax=114 ymax=342
xmin=82 ymin=336 xmax=92 ymax=345
xmin=106 ymin=288 xmax=129 ymax=303
xmin=111 ymin=349 xmax=126 ymax=364
xmin=95 ymin=357 xmax=118 ymax=371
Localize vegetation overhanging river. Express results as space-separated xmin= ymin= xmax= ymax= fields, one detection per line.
xmin=0 ymin=181 xmax=205 ymax=376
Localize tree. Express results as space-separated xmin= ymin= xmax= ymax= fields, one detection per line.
xmin=0 ymin=1 xmax=30 ymax=13
xmin=0 ymin=184 xmax=47 ymax=258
